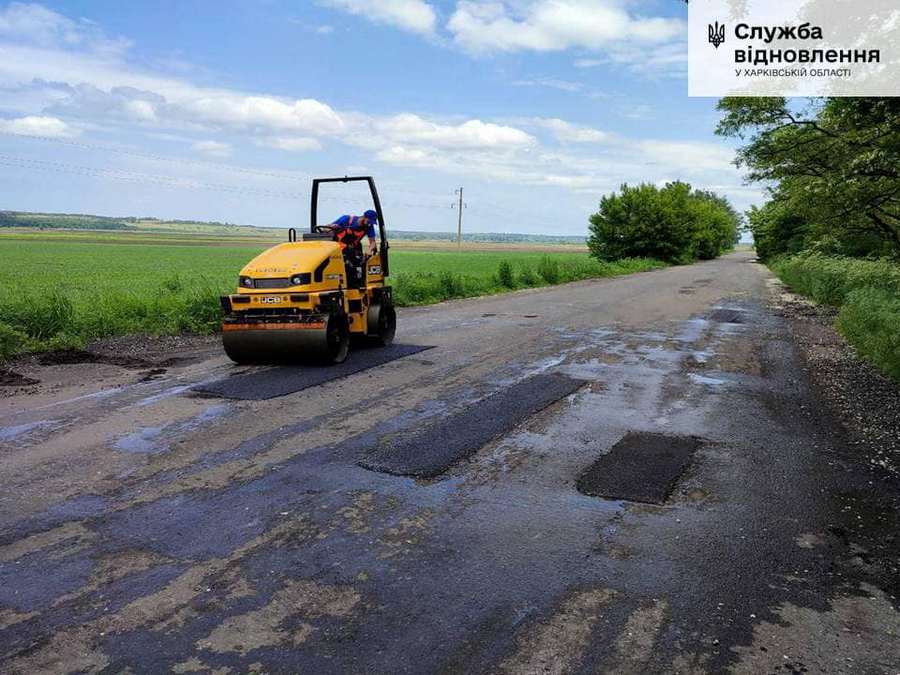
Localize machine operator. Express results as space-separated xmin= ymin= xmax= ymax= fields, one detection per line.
xmin=328 ymin=210 xmax=378 ymax=256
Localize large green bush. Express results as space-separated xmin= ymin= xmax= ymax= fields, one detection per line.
xmin=746 ymin=201 xmax=810 ymax=262
xmin=588 ymin=182 xmax=739 ymax=264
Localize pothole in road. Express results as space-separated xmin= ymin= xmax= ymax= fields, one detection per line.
xmin=35 ymin=349 xmax=185 ymax=369
xmin=577 ymin=432 xmax=702 ymax=505
xmin=0 ymin=368 xmax=39 ymax=386
xmin=709 ymin=308 xmax=746 ymax=324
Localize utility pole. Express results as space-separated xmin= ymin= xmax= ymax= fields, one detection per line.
xmin=452 ymin=187 xmax=466 ymax=249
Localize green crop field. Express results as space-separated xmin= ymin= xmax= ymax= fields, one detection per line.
xmin=0 ymin=231 xmax=664 ymax=360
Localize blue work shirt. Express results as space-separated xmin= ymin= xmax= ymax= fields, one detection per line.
xmin=332 ymin=215 xmax=376 ymax=239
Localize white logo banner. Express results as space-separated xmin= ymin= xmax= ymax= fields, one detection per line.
xmin=689 ymin=0 xmax=900 ymax=96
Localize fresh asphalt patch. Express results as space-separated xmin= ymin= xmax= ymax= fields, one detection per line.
xmin=577 ymin=432 xmax=701 ymax=504
xmin=194 ymin=344 xmax=435 ymax=400
xmin=360 ymin=372 xmax=587 ymax=479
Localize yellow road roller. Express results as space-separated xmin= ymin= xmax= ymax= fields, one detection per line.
xmin=220 ymin=176 xmax=396 ymax=364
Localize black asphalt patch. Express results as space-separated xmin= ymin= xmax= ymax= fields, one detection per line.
xmin=195 ymin=344 xmax=435 ymax=400
xmin=360 ymin=373 xmax=586 ymax=478
xmin=577 ymin=432 xmax=701 ymax=504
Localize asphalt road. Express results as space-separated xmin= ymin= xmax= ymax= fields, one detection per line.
xmin=1 ymin=251 xmax=899 ymax=674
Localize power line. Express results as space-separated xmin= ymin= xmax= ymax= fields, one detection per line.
xmin=0 ymin=154 xmax=440 ymax=213
xmin=0 ymin=154 xmax=309 ymax=200
xmin=0 ymin=131 xmax=310 ymax=183
xmin=0 ymin=132 xmax=540 ymax=217
xmin=0 ymin=134 xmax=557 ymax=226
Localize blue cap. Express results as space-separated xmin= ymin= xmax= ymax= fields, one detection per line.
xmin=364 ymin=209 xmax=378 ymax=223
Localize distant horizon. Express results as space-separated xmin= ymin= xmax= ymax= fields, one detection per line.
xmin=2 ymin=207 xmax=755 ymax=243
xmin=0 ymin=208 xmax=591 ymax=240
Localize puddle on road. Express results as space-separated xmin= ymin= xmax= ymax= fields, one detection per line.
xmin=688 ymin=373 xmax=726 ymax=387
xmin=182 ymin=403 xmax=230 ymax=430
xmin=29 ymin=386 xmax=124 ymax=413
xmin=113 ymin=403 xmax=231 ymax=455
xmin=136 ymin=384 xmax=195 ymax=407
xmin=0 ymin=419 xmax=60 ymax=442
xmin=688 ymin=349 xmax=712 ymax=364
xmin=116 ymin=426 xmax=166 ymax=454
xmin=673 ymin=318 xmax=710 ymax=344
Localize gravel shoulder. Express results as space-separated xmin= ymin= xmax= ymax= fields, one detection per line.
xmin=768 ymin=278 xmax=900 ymax=475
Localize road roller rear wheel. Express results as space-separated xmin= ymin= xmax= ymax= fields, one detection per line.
xmin=367 ymin=302 xmax=396 ymax=347
xmin=323 ymin=311 xmax=350 ymax=363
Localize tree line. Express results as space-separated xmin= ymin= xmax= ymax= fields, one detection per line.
xmin=715 ymin=96 xmax=900 ymax=382
xmin=716 ymin=97 xmax=900 ymax=261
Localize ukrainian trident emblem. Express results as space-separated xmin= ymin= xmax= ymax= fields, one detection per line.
xmin=708 ymin=21 xmax=726 ymax=48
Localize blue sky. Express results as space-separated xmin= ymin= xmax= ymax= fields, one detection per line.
xmin=0 ymin=1 xmax=763 ymax=235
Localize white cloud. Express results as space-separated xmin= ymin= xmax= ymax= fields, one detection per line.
xmin=373 ymin=114 xmax=535 ymax=149
xmin=0 ymin=36 xmax=535 ymax=159
xmin=512 ymin=77 xmax=583 ymax=93
xmin=288 ymin=18 xmax=336 ymax=35
xmin=319 ymin=0 xmax=685 ymax=75
xmin=528 ymin=118 xmax=609 ymax=143
xmin=179 ymin=95 xmax=346 ymax=135
xmin=123 ymin=98 xmax=157 ymax=121
xmin=0 ymin=1 xmax=131 ymax=55
xmin=0 ymin=114 xmax=75 ymax=137
xmin=604 ymin=40 xmax=687 ymax=77
xmin=447 ymin=1 xmax=683 ymax=54
xmin=376 ymin=144 xmax=440 ymax=167
xmin=619 ymin=103 xmax=654 ymax=120
xmin=0 ymin=43 xmax=347 ymax=136
xmin=192 ymin=140 xmax=231 ymax=158
xmin=258 ymin=136 xmax=323 ymax=152
xmin=321 ymin=0 xmax=437 ymax=36
xmin=637 ymin=140 xmax=735 ymax=173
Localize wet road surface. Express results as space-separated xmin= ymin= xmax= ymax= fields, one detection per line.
xmin=1 ymin=251 xmax=899 ymax=674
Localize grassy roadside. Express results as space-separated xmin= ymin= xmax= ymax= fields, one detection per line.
xmin=391 ymin=255 xmax=663 ymax=305
xmin=0 ymin=239 xmax=664 ymax=361
xmin=771 ymin=253 xmax=900 ymax=381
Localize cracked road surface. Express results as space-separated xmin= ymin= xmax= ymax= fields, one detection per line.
xmin=1 ymin=251 xmax=899 ymax=674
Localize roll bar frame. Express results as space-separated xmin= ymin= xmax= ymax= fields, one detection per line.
xmin=309 ymin=176 xmax=390 ymax=277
